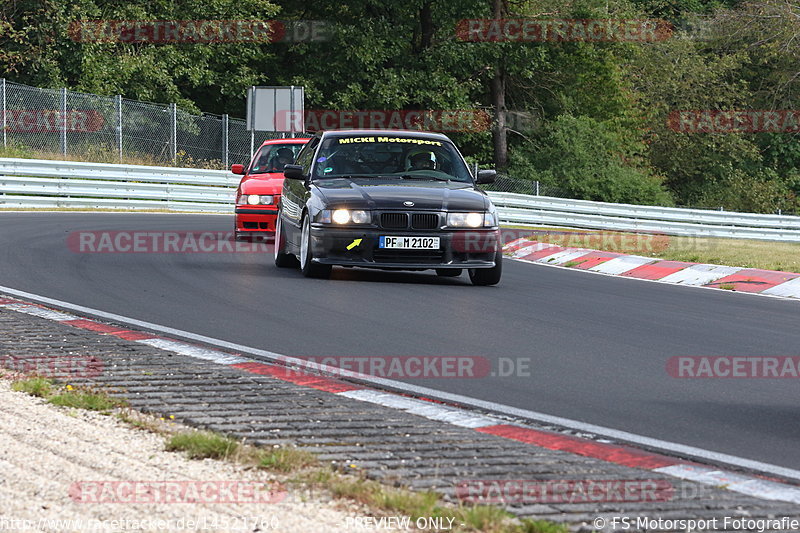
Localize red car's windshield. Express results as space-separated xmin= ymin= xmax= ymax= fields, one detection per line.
xmin=249 ymin=143 xmax=304 ymax=174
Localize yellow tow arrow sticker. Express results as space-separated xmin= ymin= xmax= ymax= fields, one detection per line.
xmin=346 ymin=238 xmax=363 ymax=250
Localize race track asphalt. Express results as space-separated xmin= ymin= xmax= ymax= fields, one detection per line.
xmin=1 ymin=212 xmax=798 ymax=470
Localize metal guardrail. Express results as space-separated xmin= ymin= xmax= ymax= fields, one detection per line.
xmin=2 ymin=158 xmax=800 ymax=241
xmin=489 ymin=192 xmax=800 ymax=241
xmin=0 ymin=158 xmax=235 ymax=212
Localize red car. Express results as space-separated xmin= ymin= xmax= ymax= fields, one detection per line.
xmin=232 ymin=138 xmax=310 ymax=240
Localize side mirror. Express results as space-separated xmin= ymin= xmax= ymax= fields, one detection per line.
xmin=476 ymin=169 xmax=497 ymax=184
xmin=231 ymin=164 xmax=245 ymax=175
xmin=283 ymin=164 xmax=305 ymax=180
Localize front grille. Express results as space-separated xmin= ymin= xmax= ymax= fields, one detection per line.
xmin=373 ymin=250 xmax=445 ymax=264
xmin=411 ymin=213 xmax=439 ymax=229
xmin=381 ymin=212 xmax=408 ymax=229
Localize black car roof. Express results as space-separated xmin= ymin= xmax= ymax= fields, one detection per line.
xmin=317 ymin=129 xmax=452 ymax=142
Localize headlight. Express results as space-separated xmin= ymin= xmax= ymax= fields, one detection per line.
xmin=484 ymin=211 xmax=498 ymax=227
xmin=330 ymin=209 xmax=370 ymax=224
xmin=351 ymin=210 xmax=371 ymax=224
xmin=447 ymin=212 xmax=484 ymax=228
xmin=332 ymin=209 xmax=351 ymax=224
xmin=240 ymin=195 xmax=274 ymax=205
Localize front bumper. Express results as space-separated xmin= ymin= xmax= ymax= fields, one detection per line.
xmin=235 ymin=206 xmax=278 ymax=233
xmin=309 ymin=226 xmax=499 ymax=269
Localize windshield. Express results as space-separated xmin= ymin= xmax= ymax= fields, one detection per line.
xmin=249 ymin=143 xmax=304 ymax=173
xmin=312 ymin=135 xmax=472 ymax=182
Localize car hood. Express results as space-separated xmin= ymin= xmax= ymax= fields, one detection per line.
xmin=239 ymin=174 xmax=285 ymax=195
xmin=313 ymin=177 xmax=488 ymax=211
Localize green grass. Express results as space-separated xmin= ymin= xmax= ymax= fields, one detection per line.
xmin=0 ymin=145 xmax=223 ymax=169
xmin=517 ymin=519 xmax=570 ymax=533
xmin=259 ymin=446 xmax=319 ymax=472
xmin=718 ymin=283 xmax=736 ymax=290
xmin=0 ymin=144 xmax=35 ymax=159
xmin=166 ymin=430 xmax=239 ymax=460
xmin=562 ymin=260 xmax=585 ymax=268
xmin=48 ymin=389 xmax=126 ymax=411
xmin=10 ymin=377 xmax=126 ymax=412
xmin=165 ymin=429 xmax=319 ymax=472
xmin=11 ymin=377 xmax=53 ymax=397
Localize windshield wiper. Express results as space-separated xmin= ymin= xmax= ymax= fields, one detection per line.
xmin=399 ymin=174 xmax=451 ymax=182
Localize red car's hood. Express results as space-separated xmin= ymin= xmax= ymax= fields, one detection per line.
xmin=239 ymin=173 xmax=285 ymax=195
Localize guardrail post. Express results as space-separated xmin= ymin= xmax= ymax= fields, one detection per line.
xmin=1 ymin=78 xmax=6 ymax=148
xmin=170 ymin=103 xmax=177 ymax=165
xmin=535 ymin=180 xmax=540 ymax=196
xmin=116 ymin=95 xmax=123 ymax=163
xmin=61 ymin=88 xmax=68 ymax=157
xmin=222 ymin=114 xmax=229 ymax=169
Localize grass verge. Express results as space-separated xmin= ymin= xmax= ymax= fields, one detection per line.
xmin=10 ymin=377 xmax=127 ymax=412
xmin=6 ymin=376 xmax=567 ymax=532
xmin=166 ymin=428 xmax=567 ymax=532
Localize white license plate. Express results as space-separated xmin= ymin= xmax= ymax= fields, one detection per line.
xmin=379 ymin=236 xmax=440 ymax=249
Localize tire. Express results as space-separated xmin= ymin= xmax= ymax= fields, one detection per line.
xmin=299 ymin=215 xmax=332 ymax=279
xmin=274 ymin=215 xmax=299 ymax=268
xmin=436 ymin=269 xmax=462 ymax=277
xmin=469 ymin=251 xmax=502 ymax=286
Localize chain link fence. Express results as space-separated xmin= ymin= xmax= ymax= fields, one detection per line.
xmin=0 ymin=79 xmax=285 ymax=169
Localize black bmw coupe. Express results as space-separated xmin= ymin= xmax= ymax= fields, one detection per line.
xmin=274 ymin=130 xmax=502 ymax=285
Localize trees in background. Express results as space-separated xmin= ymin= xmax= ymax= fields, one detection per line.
xmin=2 ymin=0 xmax=799 ymax=212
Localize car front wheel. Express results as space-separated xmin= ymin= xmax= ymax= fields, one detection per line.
xmin=274 ymin=215 xmax=299 ymax=268
xmin=299 ymin=215 xmax=332 ymax=279
xmin=468 ymin=251 xmax=502 ymax=286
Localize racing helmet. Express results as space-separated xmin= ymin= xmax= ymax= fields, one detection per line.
xmin=406 ymin=149 xmax=437 ymax=171
xmin=276 ymin=147 xmax=294 ymax=163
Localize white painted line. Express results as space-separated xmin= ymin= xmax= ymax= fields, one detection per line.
xmin=659 ymin=264 xmax=742 ymax=286
xmin=3 ymin=284 xmax=800 ymax=487
xmin=535 ymin=249 xmax=591 ymax=265
xmin=340 ymin=389 xmax=497 ymax=429
xmin=656 ymin=464 xmax=800 ymax=504
xmin=588 ymin=255 xmax=655 ymax=275
xmin=138 ymin=338 xmax=250 ymax=365
xmin=763 ymin=276 xmax=800 ymax=298
xmin=0 ymin=303 xmax=78 ymax=321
